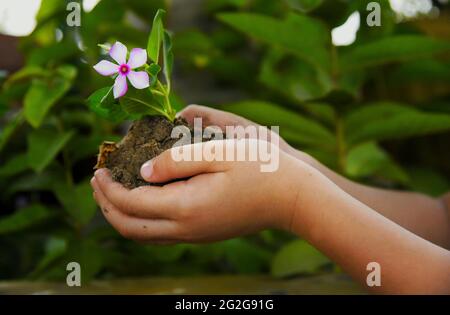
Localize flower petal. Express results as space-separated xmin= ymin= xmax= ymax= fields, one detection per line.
xmin=113 ymin=74 xmax=128 ymax=98
xmin=93 ymin=60 xmax=119 ymax=76
xmin=128 ymin=48 xmax=147 ymax=69
xmin=109 ymin=41 xmax=127 ymax=65
xmin=127 ymin=71 xmax=150 ymax=89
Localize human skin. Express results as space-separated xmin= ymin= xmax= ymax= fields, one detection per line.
xmin=91 ymin=105 xmax=450 ymax=294
xmin=179 ymin=105 xmax=450 ymax=249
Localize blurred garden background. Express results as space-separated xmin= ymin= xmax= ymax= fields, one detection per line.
xmin=0 ymin=0 xmax=450 ymax=287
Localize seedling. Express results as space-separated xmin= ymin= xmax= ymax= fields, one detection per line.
xmin=88 ymin=9 xmax=176 ymax=122
xmin=89 ymin=9 xmax=191 ymax=188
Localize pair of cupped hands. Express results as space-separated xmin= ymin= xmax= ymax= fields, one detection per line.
xmin=91 ymin=105 xmax=322 ymax=244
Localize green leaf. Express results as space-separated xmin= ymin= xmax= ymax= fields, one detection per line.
xmin=87 ymin=87 xmax=128 ymax=122
xmin=120 ymin=89 xmax=166 ymax=116
xmin=345 ymin=142 xmax=408 ymax=183
xmin=0 ymin=112 xmax=24 ymax=152
xmin=38 ymin=239 xmax=106 ymax=282
xmin=271 ymin=240 xmax=330 ymax=278
xmin=340 ymin=36 xmax=450 ymax=71
xmin=217 ymin=12 xmax=331 ymax=71
xmin=220 ymin=101 xmax=336 ymax=150
xmin=0 ymin=81 xmax=29 ymax=106
xmin=27 ymin=40 xmax=78 ymax=67
xmin=29 ymin=237 xmax=68 ymax=278
xmin=55 ymin=64 xmax=77 ymax=80
xmin=163 ymin=30 xmax=174 ymax=89
xmin=147 ymin=63 xmax=161 ymax=87
xmin=173 ymin=30 xmax=216 ymax=60
xmin=147 ymin=63 xmax=161 ymax=78
xmin=260 ymin=49 xmax=333 ymax=102
xmin=285 ymin=0 xmax=323 ymax=12
xmin=346 ymin=142 xmax=390 ymax=178
xmin=24 ymin=76 xmax=72 ymax=128
xmin=206 ymin=0 xmax=248 ymax=12
xmin=36 ymin=0 xmax=66 ymax=22
xmin=6 ymin=167 xmax=64 ymax=196
xmin=27 ymin=128 xmax=74 ymax=173
xmin=389 ymin=60 xmax=450 ymax=84
xmin=348 ymin=0 xmax=396 ymax=42
xmin=147 ymin=63 xmax=161 ymax=77
xmin=405 ymin=168 xmax=450 ymax=197
xmin=302 ymin=102 xmax=336 ymax=126
xmin=147 ymin=9 xmax=165 ymax=63
xmin=222 ymin=239 xmax=271 ymax=273
xmin=87 ymin=86 xmax=113 ymax=105
xmin=53 ymin=180 xmax=97 ymax=226
xmin=120 ymin=98 xmax=163 ymax=116
xmin=0 ymin=204 xmax=53 ymax=235
xmin=142 ymin=244 xmax=191 ymax=263
xmin=0 ymin=153 xmax=29 ymax=177
xmin=65 ymin=240 xmax=106 ymax=282
xmin=344 ymin=103 xmax=410 ymax=131
xmin=74 ymin=182 xmax=98 ymax=225
xmin=344 ymin=102 xmax=450 ymax=145
xmin=4 ymin=66 xmax=47 ymax=88
xmin=68 ymin=134 xmax=120 ymax=163
xmin=24 ymin=79 xmax=59 ymax=128
xmin=120 ymin=97 xmax=154 ymax=115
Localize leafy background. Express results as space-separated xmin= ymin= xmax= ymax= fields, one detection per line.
xmin=0 ymin=0 xmax=449 ymax=283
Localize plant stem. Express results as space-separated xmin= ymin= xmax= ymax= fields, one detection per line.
xmin=150 ymin=89 xmax=165 ymax=96
xmin=156 ymin=80 xmax=175 ymax=121
xmin=331 ymin=44 xmax=340 ymax=80
xmin=125 ymin=96 xmax=170 ymax=119
xmin=163 ymin=92 xmax=175 ymax=121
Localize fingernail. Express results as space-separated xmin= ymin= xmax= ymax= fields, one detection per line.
xmin=141 ymin=160 xmax=153 ymax=180
xmin=94 ymin=168 xmax=106 ymax=178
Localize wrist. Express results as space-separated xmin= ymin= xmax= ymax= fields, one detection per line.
xmin=269 ymin=156 xmax=313 ymax=232
xmin=277 ymin=157 xmax=336 ymax=240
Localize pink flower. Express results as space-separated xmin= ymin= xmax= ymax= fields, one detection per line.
xmin=93 ymin=41 xmax=150 ymax=98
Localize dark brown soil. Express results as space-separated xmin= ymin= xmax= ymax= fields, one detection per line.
xmin=95 ymin=115 xmax=191 ymax=189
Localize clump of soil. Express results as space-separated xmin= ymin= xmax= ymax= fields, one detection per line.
xmin=95 ymin=115 xmax=191 ymax=189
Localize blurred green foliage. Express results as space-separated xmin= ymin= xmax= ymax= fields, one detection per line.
xmin=0 ymin=0 xmax=450 ymax=282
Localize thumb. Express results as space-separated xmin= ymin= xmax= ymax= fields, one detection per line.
xmin=140 ymin=141 xmax=230 ymax=184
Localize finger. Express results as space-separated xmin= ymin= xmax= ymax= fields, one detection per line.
xmin=179 ymin=104 xmax=252 ymax=130
xmin=94 ymin=168 xmax=181 ymax=219
xmin=179 ymin=105 xmax=278 ymax=145
xmin=140 ymin=141 xmax=231 ymax=183
xmin=92 ymin=178 xmax=179 ymax=242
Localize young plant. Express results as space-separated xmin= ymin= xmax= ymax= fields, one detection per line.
xmin=88 ymin=9 xmax=176 ymax=121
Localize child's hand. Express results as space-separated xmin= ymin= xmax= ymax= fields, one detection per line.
xmin=90 ymin=131 xmax=450 ymax=294
xmin=91 ymin=139 xmax=306 ymax=244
